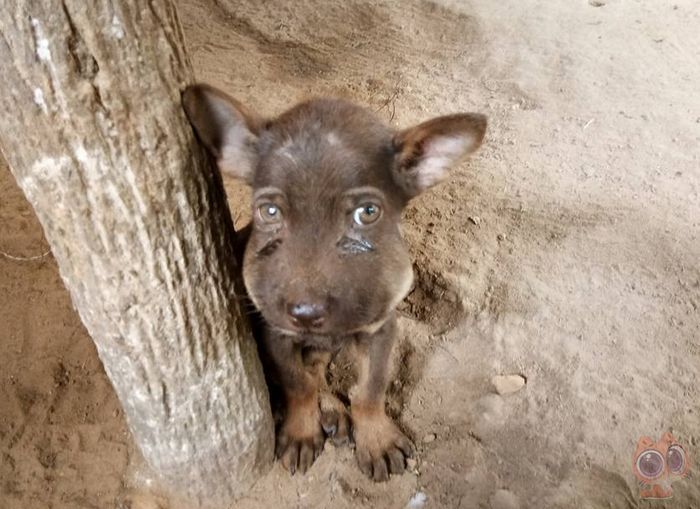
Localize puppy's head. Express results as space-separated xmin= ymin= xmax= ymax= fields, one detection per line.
xmin=183 ymin=84 xmax=486 ymax=336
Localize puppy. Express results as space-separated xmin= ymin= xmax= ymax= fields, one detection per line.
xmin=183 ymin=85 xmax=486 ymax=481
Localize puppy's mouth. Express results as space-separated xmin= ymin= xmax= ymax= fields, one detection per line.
xmin=270 ymin=319 xmax=336 ymax=337
xmin=268 ymin=324 xmax=303 ymax=337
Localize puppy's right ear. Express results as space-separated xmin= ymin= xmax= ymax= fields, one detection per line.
xmin=182 ymin=84 xmax=261 ymax=182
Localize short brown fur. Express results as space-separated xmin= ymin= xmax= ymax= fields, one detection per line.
xmin=183 ymin=84 xmax=486 ymax=481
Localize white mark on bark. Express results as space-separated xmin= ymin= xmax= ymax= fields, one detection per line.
xmin=123 ymin=161 xmax=148 ymax=216
xmin=24 ymin=155 xmax=71 ymax=191
xmin=33 ymin=88 xmax=48 ymax=113
xmin=30 ymin=18 xmax=71 ymax=119
xmin=30 ymin=18 xmax=52 ymax=62
xmin=105 ymin=181 xmax=131 ymax=218
xmin=96 ymin=111 xmax=114 ymax=138
xmin=111 ymin=16 xmax=125 ymax=39
xmin=74 ymin=145 xmax=89 ymax=163
xmin=36 ymin=40 xmax=50 ymax=61
xmin=69 ymin=147 xmax=107 ymax=180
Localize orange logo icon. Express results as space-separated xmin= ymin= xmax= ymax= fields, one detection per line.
xmin=632 ymin=432 xmax=691 ymax=499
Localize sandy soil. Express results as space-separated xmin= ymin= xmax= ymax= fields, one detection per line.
xmin=2 ymin=0 xmax=699 ymax=507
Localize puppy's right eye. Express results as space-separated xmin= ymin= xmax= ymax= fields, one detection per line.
xmin=257 ymin=203 xmax=282 ymax=224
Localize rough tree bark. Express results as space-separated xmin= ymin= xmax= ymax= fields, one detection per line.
xmin=0 ymin=1 xmax=273 ymax=505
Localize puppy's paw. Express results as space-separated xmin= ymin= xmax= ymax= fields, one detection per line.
xmin=319 ymin=391 xmax=352 ymax=446
xmin=276 ymin=397 xmax=325 ymax=475
xmin=352 ymin=407 xmax=414 ymax=482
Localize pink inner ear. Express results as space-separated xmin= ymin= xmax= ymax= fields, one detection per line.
xmin=415 ymin=135 xmax=472 ymax=190
xmin=393 ymin=112 xmax=486 ymax=196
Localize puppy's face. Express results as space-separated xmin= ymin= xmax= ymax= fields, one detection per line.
xmin=183 ymin=86 xmax=486 ymax=336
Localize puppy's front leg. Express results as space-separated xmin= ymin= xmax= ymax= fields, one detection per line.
xmin=350 ymin=314 xmax=415 ymax=481
xmin=303 ymin=348 xmax=352 ymax=446
xmin=264 ymin=330 xmax=324 ymax=474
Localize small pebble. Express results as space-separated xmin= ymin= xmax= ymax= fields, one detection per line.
xmin=468 ymin=216 xmax=481 ymax=226
xmin=422 ymin=433 xmax=437 ymax=443
xmin=405 ymin=491 xmax=427 ymax=509
xmin=492 ymin=374 xmax=526 ymax=395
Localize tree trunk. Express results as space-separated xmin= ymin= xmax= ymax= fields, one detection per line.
xmin=0 ymin=1 xmax=273 ymax=505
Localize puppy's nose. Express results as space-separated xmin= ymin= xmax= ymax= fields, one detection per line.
xmin=287 ymin=302 xmax=327 ymax=329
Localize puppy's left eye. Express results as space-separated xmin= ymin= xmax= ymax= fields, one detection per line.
xmin=352 ymin=203 xmax=382 ymax=226
xmin=258 ymin=203 xmax=282 ymax=224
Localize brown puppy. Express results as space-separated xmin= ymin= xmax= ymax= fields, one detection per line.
xmin=183 ymin=85 xmax=486 ymax=481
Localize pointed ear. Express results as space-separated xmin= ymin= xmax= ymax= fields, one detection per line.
xmin=182 ymin=84 xmax=261 ymax=182
xmin=392 ymin=113 xmax=487 ymax=197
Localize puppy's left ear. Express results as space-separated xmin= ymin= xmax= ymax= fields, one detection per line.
xmin=182 ymin=84 xmax=262 ymax=183
xmin=392 ymin=113 xmax=487 ymax=197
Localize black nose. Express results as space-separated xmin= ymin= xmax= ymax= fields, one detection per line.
xmin=287 ymin=302 xmax=327 ymax=329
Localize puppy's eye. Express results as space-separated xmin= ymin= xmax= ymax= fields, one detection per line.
xmin=257 ymin=203 xmax=282 ymax=224
xmin=353 ymin=203 xmax=382 ymax=226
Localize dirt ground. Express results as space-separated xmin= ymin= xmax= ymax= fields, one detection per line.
xmin=2 ymin=0 xmax=699 ymax=507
